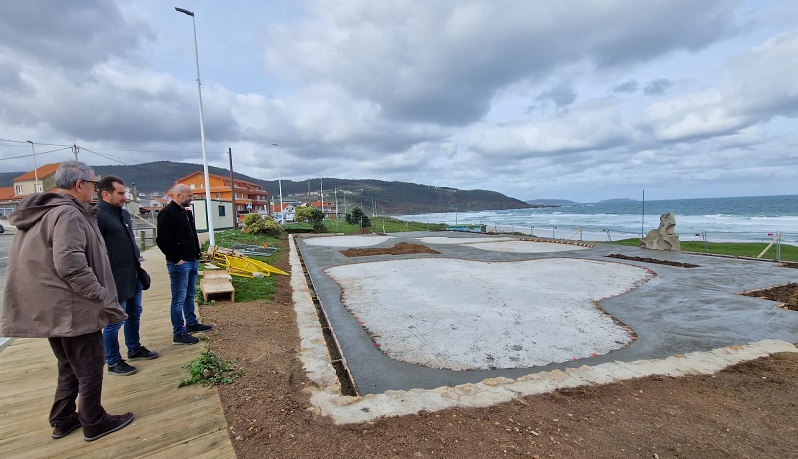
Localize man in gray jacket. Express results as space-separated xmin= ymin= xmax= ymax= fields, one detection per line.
xmin=97 ymin=176 xmax=159 ymax=377
xmin=1 ymin=161 xmax=134 ymax=442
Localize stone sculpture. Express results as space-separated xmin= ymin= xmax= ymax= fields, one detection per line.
xmin=640 ymin=212 xmax=681 ymax=251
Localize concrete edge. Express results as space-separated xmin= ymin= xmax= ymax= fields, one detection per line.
xmin=288 ymin=235 xmax=798 ymax=425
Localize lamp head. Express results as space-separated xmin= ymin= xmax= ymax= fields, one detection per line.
xmin=175 ymin=7 xmax=194 ymax=16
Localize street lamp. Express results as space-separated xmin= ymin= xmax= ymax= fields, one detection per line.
xmin=26 ymin=141 xmax=40 ymax=193
xmin=273 ymin=144 xmax=284 ymax=223
xmin=175 ymin=6 xmax=215 ymax=246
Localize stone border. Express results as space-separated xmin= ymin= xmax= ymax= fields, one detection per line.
xmin=289 ymin=235 xmax=798 ymax=425
xmin=518 ymin=237 xmax=594 ymax=248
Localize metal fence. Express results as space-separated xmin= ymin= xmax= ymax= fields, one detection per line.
xmin=481 ymin=223 xmax=796 ymax=262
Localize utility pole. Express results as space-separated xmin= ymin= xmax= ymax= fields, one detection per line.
xmin=72 ymin=144 xmax=80 ymax=161
xmin=228 ymin=147 xmax=237 ymax=229
xmin=26 ymin=141 xmax=40 ymax=193
xmin=320 ymin=178 xmax=324 ymax=214
xmin=272 ymin=144 xmax=283 ymax=223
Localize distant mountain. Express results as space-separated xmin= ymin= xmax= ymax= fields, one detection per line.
xmin=1 ymin=161 xmax=535 ymax=215
xmin=525 ymin=199 xmax=578 ymax=206
xmin=0 ymin=171 xmax=20 ymax=187
xmin=600 ymin=198 xmax=638 ymax=203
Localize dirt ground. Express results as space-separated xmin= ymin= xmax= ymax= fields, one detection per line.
xmin=340 ymin=242 xmax=441 ymax=257
xmin=201 ymin=237 xmax=798 ymax=459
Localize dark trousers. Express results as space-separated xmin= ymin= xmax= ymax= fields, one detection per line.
xmin=47 ymin=331 xmax=107 ymax=427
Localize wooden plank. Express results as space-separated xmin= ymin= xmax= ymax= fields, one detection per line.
xmin=0 ymin=247 xmax=236 ymax=458
xmin=203 ymin=271 xmax=233 ymax=281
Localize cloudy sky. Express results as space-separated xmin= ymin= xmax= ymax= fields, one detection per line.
xmin=1 ymin=0 xmax=796 ymax=202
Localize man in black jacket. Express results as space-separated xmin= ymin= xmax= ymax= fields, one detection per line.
xmin=156 ymin=184 xmax=213 ymax=345
xmin=97 ymin=176 xmax=159 ymax=375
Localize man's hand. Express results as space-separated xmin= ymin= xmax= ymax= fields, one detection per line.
xmin=176 ymin=260 xmax=185 ymax=266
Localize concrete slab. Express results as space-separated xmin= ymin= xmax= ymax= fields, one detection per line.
xmin=294 ymin=231 xmax=798 ymax=397
xmin=326 ymin=257 xmax=650 ymax=370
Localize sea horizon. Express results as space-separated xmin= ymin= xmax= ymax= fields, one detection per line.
xmin=398 ymin=194 xmax=798 ymax=243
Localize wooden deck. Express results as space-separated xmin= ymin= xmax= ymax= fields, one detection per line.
xmin=0 ymin=248 xmax=235 ymax=458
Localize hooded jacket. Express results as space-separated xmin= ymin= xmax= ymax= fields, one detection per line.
xmin=1 ymin=192 xmax=126 ymax=338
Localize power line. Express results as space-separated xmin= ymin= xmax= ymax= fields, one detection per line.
xmin=78 ymin=147 xmax=189 ymax=179
xmin=0 ymin=137 xmax=208 ymax=160
xmin=0 ymin=138 xmax=72 ymax=148
xmin=0 ymin=146 xmax=72 ymax=161
xmin=0 ymin=136 xmax=231 ymax=181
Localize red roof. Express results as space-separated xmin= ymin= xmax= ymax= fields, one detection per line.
xmin=0 ymin=186 xmax=15 ymax=200
xmin=173 ymin=171 xmax=265 ymax=192
xmin=13 ymin=163 xmax=60 ymax=181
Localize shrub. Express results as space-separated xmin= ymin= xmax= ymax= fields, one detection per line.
xmin=296 ymin=206 xmax=325 ymax=225
xmin=345 ymin=207 xmax=371 ymax=227
xmin=242 ymin=213 xmax=283 ymax=237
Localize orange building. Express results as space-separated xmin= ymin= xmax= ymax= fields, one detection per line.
xmin=172 ymin=172 xmax=270 ymax=219
xmin=0 ymin=163 xmax=61 ymax=215
xmin=11 ymin=163 xmax=60 ymax=196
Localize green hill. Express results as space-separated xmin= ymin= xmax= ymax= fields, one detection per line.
xmin=1 ymin=161 xmax=533 ymax=215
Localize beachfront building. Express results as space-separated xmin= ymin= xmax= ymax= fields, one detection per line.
xmin=307 ymin=199 xmax=337 ymax=219
xmin=0 ymin=163 xmax=60 ymax=216
xmin=270 ymin=202 xmax=296 ymax=221
xmin=0 ymin=186 xmax=16 ymax=216
xmin=172 ymin=172 xmax=270 ymax=227
xmin=139 ymin=196 xmax=168 ymax=215
xmin=1 ymin=163 xmax=146 ymax=218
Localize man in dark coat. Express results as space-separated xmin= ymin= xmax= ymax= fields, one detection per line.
xmin=97 ymin=176 xmax=159 ymax=376
xmin=156 ymin=183 xmax=213 ymax=345
xmin=1 ymin=161 xmax=133 ymax=441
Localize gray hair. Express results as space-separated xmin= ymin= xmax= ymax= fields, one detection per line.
xmin=55 ymin=160 xmax=94 ymax=189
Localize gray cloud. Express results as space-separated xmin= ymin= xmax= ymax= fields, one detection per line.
xmin=612 ymin=81 xmax=639 ymax=93
xmin=264 ymin=0 xmax=739 ymax=127
xmin=536 ymin=81 xmax=577 ymax=108
xmin=0 ymin=0 xmax=153 ymax=71
xmin=644 ymin=79 xmax=673 ymax=95
xmin=1 ymin=1 xmax=796 ymax=202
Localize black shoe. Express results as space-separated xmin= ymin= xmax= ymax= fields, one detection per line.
xmin=52 ymin=414 xmax=81 ymax=439
xmin=172 ymin=333 xmax=199 ymax=345
xmin=186 ymin=323 xmax=213 ymax=334
xmin=107 ymin=360 xmax=137 ymax=376
xmin=128 ymin=346 xmax=160 ymax=360
xmin=83 ymin=412 xmax=134 ymax=442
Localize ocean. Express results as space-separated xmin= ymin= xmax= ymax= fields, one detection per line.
xmin=398 ymin=195 xmax=798 ymax=244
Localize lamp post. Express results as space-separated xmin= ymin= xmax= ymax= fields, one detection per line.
xmin=25 ymin=141 xmax=40 ymax=193
xmin=175 ymin=6 xmax=215 ymax=246
xmin=273 ymin=144 xmax=284 ymax=223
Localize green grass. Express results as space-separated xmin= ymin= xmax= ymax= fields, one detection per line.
xmin=199 ymin=229 xmax=283 ymax=303
xmin=320 ymin=216 xmax=446 ymax=235
xmin=179 ymin=350 xmax=244 ymax=387
xmin=606 ymin=238 xmax=798 ymax=262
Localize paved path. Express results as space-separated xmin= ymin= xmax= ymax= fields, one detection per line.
xmin=0 ymin=247 xmax=235 ymax=458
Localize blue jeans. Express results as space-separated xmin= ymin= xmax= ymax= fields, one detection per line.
xmin=166 ymin=260 xmax=200 ymax=336
xmin=102 ymin=281 xmax=143 ymax=366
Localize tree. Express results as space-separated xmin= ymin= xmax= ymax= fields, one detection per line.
xmin=295 ymin=206 xmax=326 ymax=233
xmin=345 ymin=206 xmax=371 ymax=227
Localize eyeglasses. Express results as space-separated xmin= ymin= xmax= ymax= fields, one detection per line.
xmin=80 ymin=179 xmax=100 ymax=191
